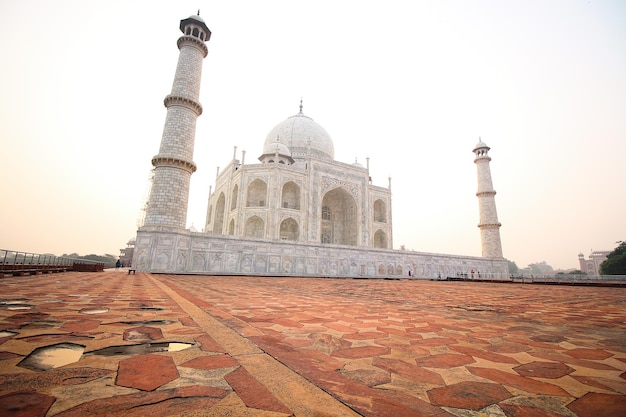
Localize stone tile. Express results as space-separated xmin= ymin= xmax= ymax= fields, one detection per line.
xmin=488 ymin=341 xmax=531 ymax=353
xmin=513 ymin=361 xmax=575 ymax=379
xmin=224 ymin=366 xmax=291 ymax=414
xmin=529 ymin=350 xmax=619 ymax=371
xmin=59 ymin=319 xmax=101 ymax=332
xmin=331 ymin=345 xmax=390 ymax=359
xmin=123 ymin=326 xmax=163 ymax=341
xmin=2 ymin=273 xmax=625 ymax=416
xmin=6 ymin=312 xmax=51 ymax=325
xmin=427 ymin=381 xmax=512 ymax=410
xmin=178 ymin=316 xmax=199 ymax=327
xmin=0 ymin=367 xmax=113 ymax=392
xmin=449 ymin=345 xmax=520 ymax=364
xmin=343 ymin=331 xmax=388 ymax=340
xmin=416 ymin=353 xmax=475 ymax=368
xmin=467 ymin=366 xmax=571 ymax=396
xmin=271 ymin=318 xmax=303 ymax=328
xmin=413 ymin=337 xmax=459 ymax=347
xmin=181 ymin=354 xmax=239 ymax=370
xmin=116 ymin=354 xmax=179 ymax=391
xmin=54 ymin=385 xmax=228 ymax=417
xmin=195 ymin=334 xmax=226 ymax=352
xmin=0 ymin=350 xmax=22 ymax=360
xmin=0 ymin=391 xmax=56 ymax=417
xmin=531 ymin=334 xmax=567 ymax=344
xmin=340 ymin=367 xmax=391 ymax=387
xmin=499 ymin=403 xmax=567 ymax=416
xmin=567 ymin=392 xmax=626 ymax=417
xmin=373 ymin=357 xmax=444 ymax=385
xmin=566 ymin=348 xmax=613 ymax=360
xmin=570 ymin=375 xmax=618 ymax=392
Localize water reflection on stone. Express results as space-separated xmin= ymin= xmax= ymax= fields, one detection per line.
xmin=18 ymin=343 xmax=85 ymax=371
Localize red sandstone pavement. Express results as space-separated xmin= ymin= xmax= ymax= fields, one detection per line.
xmin=0 ymin=272 xmax=625 ymax=416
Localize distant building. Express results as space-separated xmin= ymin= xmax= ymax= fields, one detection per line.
xmin=578 ymin=251 xmax=610 ymax=275
xmin=119 ymin=238 xmax=135 ymax=267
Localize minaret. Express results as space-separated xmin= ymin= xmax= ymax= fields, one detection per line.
xmin=473 ymin=139 xmax=503 ymax=258
xmin=143 ymin=13 xmax=211 ymax=229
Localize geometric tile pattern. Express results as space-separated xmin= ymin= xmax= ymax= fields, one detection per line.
xmin=0 ymin=272 xmax=624 ymax=416
xmin=116 ymin=354 xmax=179 ymax=391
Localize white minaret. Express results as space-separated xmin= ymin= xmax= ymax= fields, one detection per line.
xmin=143 ymin=13 xmax=210 ymax=229
xmin=473 ymin=138 xmax=503 ymax=258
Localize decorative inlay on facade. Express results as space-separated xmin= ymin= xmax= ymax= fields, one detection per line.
xmin=321 ymin=176 xmax=359 ymax=199
xmin=151 ymin=156 xmax=197 ymax=173
xmin=177 ymin=35 xmax=208 ymax=57
xmin=479 ymin=223 xmax=502 ymax=228
xmin=164 ymin=94 xmax=203 ymax=116
xmin=244 ymin=212 xmax=267 ymax=221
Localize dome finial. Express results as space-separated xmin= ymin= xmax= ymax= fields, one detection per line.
xmin=197 ymin=9 xmax=200 ymax=16
xmin=299 ymin=98 xmax=303 ymax=114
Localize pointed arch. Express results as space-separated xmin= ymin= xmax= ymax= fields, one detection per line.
xmin=374 ymin=230 xmax=387 ymax=248
xmin=231 ymin=184 xmax=239 ymax=210
xmin=244 ymin=216 xmax=265 ymax=238
xmin=246 ymin=179 xmax=267 ymax=207
xmin=321 ymin=187 xmax=357 ymax=246
xmin=281 ymin=181 xmax=300 ymax=209
xmin=214 ymin=193 xmax=226 ymax=234
xmin=374 ymin=199 xmax=386 ymax=223
xmin=206 ymin=204 xmax=213 ymax=230
xmin=279 ymin=218 xmax=299 ymax=241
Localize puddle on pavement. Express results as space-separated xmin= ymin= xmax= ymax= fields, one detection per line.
xmin=80 ymin=307 xmax=110 ymax=314
xmin=451 ymin=304 xmax=502 ymax=313
xmin=18 ymin=343 xmax=85 ymax=371
xmin=120 ymin=320 xmax=174 ymax=326
xmin=0 ymin=299 xmax=30 ymax=304
xmin=4 ymin=304 xmax=34 ymax=310
xmin=0 ymin=299 xmax=34 ymax=310
xmin=88 ymin=341 xmax=194 ymax=356
xmin=0 ymin=330 xmax=18 ymax=338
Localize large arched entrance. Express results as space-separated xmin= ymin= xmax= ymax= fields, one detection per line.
xmin=320 ymin=188 xmax=357 ymax=246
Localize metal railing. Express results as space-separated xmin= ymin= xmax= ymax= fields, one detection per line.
xmin=0 ymin=249 xmax=104 ymax=274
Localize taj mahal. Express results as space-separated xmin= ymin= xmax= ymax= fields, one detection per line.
xmin=132 ymin=14 xmax=509 ymax=278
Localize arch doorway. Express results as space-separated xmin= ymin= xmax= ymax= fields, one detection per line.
xmin=320 ymin=188 xmax=357 ymax=246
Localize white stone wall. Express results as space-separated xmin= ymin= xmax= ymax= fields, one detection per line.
xmin=133 ymin=228 xmax=509 ymax=278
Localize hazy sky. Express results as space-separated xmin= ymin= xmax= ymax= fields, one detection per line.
xmin=1 ymin=0 xmax=625 ymax=270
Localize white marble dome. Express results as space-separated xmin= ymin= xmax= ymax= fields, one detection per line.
xmin=265 ymin=139 xmax=291 ymax=157
xmin=473 ymin=139 xmax=490 ymax=152
xmin=263 ymin=107 xmax=334 ymax=159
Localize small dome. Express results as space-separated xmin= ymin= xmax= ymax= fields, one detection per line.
xmin=179 ymin=13 xmax=211 ymax=37
xmin=352 ymin=158 xmax=364 ymax=168
xmin=473 ymin=139 xmax=490 ymax=153
xmin=264 ymin=104 xmax=334 ymax=159
xmin=263 ymin=138 xmax=291 ymax=157
xmin=187 ymin=14 xmax=206 ymax=23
